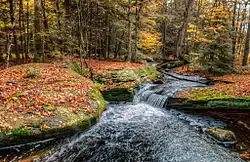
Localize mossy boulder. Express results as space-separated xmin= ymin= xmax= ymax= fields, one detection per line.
xmin=0 ymin=64 xmax=107 ymax=146
xmin=98 ymin=66 xmax=162 ymax=102
xmin=167 ymin=98 xmax=250 ymax=110
xmin=102 ymin=88 xmax=135 ymax=102
xmin=97 ymin=66 xmax=162 ymax=83
xmin=206 ymin=128 xmax=236 ymax=143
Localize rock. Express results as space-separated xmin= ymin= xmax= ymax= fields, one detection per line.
xmin=152 ymin=79 xmax=164 ymax=84
xmin=206 ymin=128 xmax=236 ymax=143
xmin=0 ymin=64 xmax=107 ymax=146
xmin=102 ymin=88 xmax=135 ymax=102
xmin=115 ymin=69 xmax=139 ymax=82
xmin=237 ymin=121 xmax=250 ymax=131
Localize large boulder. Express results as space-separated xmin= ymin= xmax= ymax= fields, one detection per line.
xmin=0 ymin=64 xmax=107 ymax=146
xmin=98 ymin=66 xmax=163 ymax=102
xmin=206 ymin=128 xmax=236 ymax=143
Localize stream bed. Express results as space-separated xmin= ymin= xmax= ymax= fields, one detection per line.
xmin=0 ymin=74 xmax=246 ymax=162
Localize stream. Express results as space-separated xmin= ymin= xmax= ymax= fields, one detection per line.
xmin=2 ymin=74 xmax=245 ymax=161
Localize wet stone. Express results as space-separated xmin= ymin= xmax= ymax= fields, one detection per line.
xmin=206 ymin=128 xmax=237 ymax=143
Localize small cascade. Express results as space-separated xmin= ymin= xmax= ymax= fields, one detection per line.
xmin=134 ymin=74 xmax=207 ymax=108
xmin=134 ymin=84 xmax=168 ymax=107
xmin=43 ymin=73 xmax=243 ymax=162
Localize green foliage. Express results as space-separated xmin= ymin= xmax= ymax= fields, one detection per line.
xmin=197 ymin=5 xmax=234 ymax=73
xmin=34 ymin=57 xmax=41 ymax=63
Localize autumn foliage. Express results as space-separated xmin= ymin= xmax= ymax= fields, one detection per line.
xmin=0 ymin=64 xmax=96 ymax=130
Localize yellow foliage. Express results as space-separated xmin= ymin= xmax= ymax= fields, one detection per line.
xmin=188 ymin=24 xmax=196 ymax=28
xmin=139 ymin=31 xmax=162 ymax=53
xmin=199 ymin=14 xmax=206 ymax=19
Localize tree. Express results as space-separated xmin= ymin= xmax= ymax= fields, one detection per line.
xmin=34 ymin=0 xmax=42 ymax=62
xmin=127 ymin=0 xmax=133 ymax=62
xmin=175 ymin=0 xmax=195 ymax=59
xmin=9 ymin=0 xmax=21 ymax=64
xmin=199 ymin=3 xmax=234 ymax=73
xmin=242 ymin=13 xmax=250 ymax=66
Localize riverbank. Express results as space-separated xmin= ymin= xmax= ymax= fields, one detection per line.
xmin=170 ymin=67 xmax=250 ymax=161
xmin=174 ymin=67 xmax=250 ymax=109
xmin=189 ymin=109 xmax=250 ymax=161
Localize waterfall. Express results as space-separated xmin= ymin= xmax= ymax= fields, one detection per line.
xmin=134 ymin=76 xmax=207 ymax=108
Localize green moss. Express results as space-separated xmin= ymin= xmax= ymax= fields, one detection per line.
xmin=171 ymin=98 xmax=250 ymax=110
xmin=102 ymin=88 xmax=135 ymax=102
xmin=138 ymin=66 xmax=163 ymax=79
xmin=96 ymin=66 xmax=162 ymax=85
xmin=88 ymin=85 xmax=107 ymax=117
xmin=207 ymin=100 xmax=250 ymax=109
xmin=11 ymin=126 xmax=32 ymax=136
xmin=185 ymin=88 xmax=239 ymax=101
xmin=42 ymin=103 xmax=56 ymax=111
xmin=24 ymin=68 xmax=40 ymax=79
xmin=70 ymin=61 xmax=89 ymax=77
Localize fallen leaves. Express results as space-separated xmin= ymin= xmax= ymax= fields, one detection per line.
xmin=0 ymin=63 xmax=96 ymax=130
xmin=240 ymin=153 xmax=250 ymax=161
xmin=58 ymin=58 xmax=144 ymax=75
xmin=0 ymin=59 xmax=143 ymax=131
xmin=40 ymin=123 xmax=49 ymax=131
xmin=176 ymin=68 xmax=250 ymax=100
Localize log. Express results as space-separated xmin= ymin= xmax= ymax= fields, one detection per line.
xmin=160 ymin=70 xmax=210 ymax=85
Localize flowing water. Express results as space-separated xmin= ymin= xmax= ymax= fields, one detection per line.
xmin=43 ymin=74 xmax=243 ymax=162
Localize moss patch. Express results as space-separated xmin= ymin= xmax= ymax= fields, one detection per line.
xmin=168 ymin=98 xmax=250 ymax=110
xmin=96 ymin=65 xmax=162 ymax=102
xmin=102 ymin=88 xmax=135 ymax=102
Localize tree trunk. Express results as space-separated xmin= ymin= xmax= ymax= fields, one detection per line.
xmin=175 ymin=0 xmax=195 ymax=59
xmin=64 ymin=0 xmax=71 ymax=22
xmin=34 ymin=0 xmax=43 ymax=62
xmin=25 ymin=2 xmax=30 ymax=61
xmin=242 ymin=15 xmax=250 ymax=66
xmin=76 ymin=0 xmax=88 ymax=70
xmin=56 ymin=0 xmax=62 ymax=53
xmin=41 ymin=0 xmax=48 ymax=62
xmin=6 ymin=32 xmax=12 ymax=68
xmin=9 ymin=0 xmax=21 ymax=64
xmin=105 ymin=10 xmax=110 ymax=59
xmin=127 ymin=0 xmax=133 ymax=62
xmin=231 ymin=0 xmax=237 ymax=67
xmin=131 ymin=0 xmax=141 ymax=62
xmin=19 ymin=0 xmax=24 ymax=63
